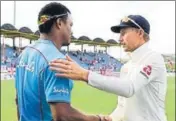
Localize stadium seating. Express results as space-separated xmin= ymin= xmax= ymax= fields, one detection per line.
xmin=1 ymin=44 xmax=123 ymax=71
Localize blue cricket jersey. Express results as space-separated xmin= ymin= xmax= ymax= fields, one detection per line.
xmin=15 ymin=39 xmax=73 ymax=121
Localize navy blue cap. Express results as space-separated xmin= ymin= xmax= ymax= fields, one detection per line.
xmin=111 ymin=15 xmax=150 ymax=34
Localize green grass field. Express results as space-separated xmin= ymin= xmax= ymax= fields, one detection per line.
xmin=1 ymin=76 xmax=175 ymax=121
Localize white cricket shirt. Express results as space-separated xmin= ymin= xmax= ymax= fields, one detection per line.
xmin=88 ymin=42 xmax=167 ymax=121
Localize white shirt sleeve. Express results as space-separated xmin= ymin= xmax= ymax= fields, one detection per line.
xmin=88 ymin=54 xmax=165 ymax=98
xmin=110 ymin=97 xmax=126 ymax=121
xmin=88 ymin=71 xmax=134 ymax=97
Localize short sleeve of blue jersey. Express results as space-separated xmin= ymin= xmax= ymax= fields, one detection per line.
xmin=42 ymin=66 xmax=72 ymax=103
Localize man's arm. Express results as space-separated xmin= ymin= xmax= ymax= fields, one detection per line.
xmin=49 ymin=102 xmax=100 ymax=121
xmin=50 ymin=55 xmax=163 ymax=98
xmin=87 ymin=54 xmax=166 ymax=98
xmin=43 ymin=66 xmax=111 ymax=121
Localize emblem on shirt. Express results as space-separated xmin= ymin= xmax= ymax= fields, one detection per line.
xmin=140 ymin=65 xmax=152 ymax=79
xmin=17 ymin=60 xmax=35 ymax=72
xmin=53 ymin=86 xmax=69 ymax=95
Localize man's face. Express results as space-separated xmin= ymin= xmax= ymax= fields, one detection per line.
xmin=58 ymin=14 xmax=73 ymax=46
xmin=119 ymin=27 xmax=141 ymax=52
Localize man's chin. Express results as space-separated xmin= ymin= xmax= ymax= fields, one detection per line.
xmin=123 ymin=47 xmax=128 ymax=52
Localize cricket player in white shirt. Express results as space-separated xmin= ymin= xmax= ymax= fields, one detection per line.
xmin=49 ymin=15 xmax=168 ymax=121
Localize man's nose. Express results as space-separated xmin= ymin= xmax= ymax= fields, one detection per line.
xmin=119 ymin=35 xmax=124 ymax=44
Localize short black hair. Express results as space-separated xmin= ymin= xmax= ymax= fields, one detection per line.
xmin=38 ymin=2 xmax=71 ymax=34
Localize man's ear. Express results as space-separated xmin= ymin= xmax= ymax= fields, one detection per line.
xmin=139 ymin=29 xmax=144 ymax=38
xmin=56 ymin=18 xmax=62 ymax=30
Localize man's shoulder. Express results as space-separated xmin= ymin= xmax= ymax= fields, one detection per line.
xmin=145 ymin=49 xmax=165 ymax=70
xmin=148 ymin=50 xmax=164 ymax=63
xmin=29 ymin=41 xmax=65 ymax=63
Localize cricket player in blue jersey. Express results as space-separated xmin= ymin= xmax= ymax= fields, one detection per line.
xmin=15 ymin=2 xmax=111 ymax=121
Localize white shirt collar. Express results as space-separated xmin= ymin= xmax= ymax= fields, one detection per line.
xmin=131 ymin=42 xmax=149 ymax=62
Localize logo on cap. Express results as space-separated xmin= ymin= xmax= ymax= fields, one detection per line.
xmin=121 ymin=16 xmax=129 ymax=23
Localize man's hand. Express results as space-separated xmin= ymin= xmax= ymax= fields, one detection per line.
xmin=49 ymin=55 xmax=89 ymax=82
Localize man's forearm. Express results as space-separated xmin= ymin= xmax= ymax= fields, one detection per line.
xmin=59 ymin=115 xmax=98 ymax=121
xmin=57 ymin=107 xmax=100 ymax=121
xmin=87 ymin=71 xmax=134 ymax=98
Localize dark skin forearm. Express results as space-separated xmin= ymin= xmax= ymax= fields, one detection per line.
xmin=51 ymin=105 xmax=100 ymax=121
xmin=59 ymin=107 xmax=99 ymax=121
xmin=59 ymin=115 xmax=98 ymax=121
